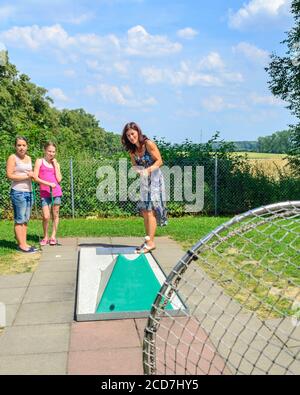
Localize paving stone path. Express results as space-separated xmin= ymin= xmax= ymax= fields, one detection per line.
xmin=0 ymin=237 xmax=185 ymax=375
xmin=0 ymin=237 xmax=298 ymax=375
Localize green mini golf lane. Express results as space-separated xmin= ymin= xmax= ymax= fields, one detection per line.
xmin=96 ymin=254 xmax=173 ymax=313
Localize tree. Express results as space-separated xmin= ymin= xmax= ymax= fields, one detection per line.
xmin=257 ymin=130 xmax=292 ymax=153
xmin=0 ymin=53 xmax=121 ymax=160
xmin=266 ymin=0 xmax=300 ymax=174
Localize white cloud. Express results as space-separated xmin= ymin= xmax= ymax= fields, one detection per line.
xmin=177 ymin=27 xmax=198 ymax=40
xmin=113 ymin=61 xmax=130 ymax=76
xmin=141 ymin=64 xmax=223 ymax=87
xmin=229 ymin=0 xmax=292 ymax=29
xmin=0 ymin=5 xmax=15 ymax=21
xmin=250 ymin=93 xmax=284 ymax=106
xmin=0 ymin=24 xmax=119 ymax=55
xmin=198 ymin=52 xmax=225 ymax=71
xmin=77 ymin=33 xmax=120 ymax=55
xmin=201 ymin=92 xmax=284 ymax=113
xmin=49 ymin=88 xmax=69 ymax=102
xmin=64 ymin=69 xmax=77 ymax=78
xmin=86 ymin=59 xmax=107 ymax=72
xmin=0 ymin=24 xmax=75 ymax=50
xmin=141 ymin=53 xmax=243 ymax=87
xmin=99 ymin=84 xmax=129 ymax=105
xmin=201 ymin=95 xmax=248 ymax=112
xmin=233 ymin=42 xmax=269 ymax=64
xmin=85 ymin=83 xmax=157 ymax=108
xmin=201 ymin=96 xmax=239 ymax=112
xmin=86 ymin=59 xmax=130 ymax=77
xmin=126 ymin=25 xmax=182 ymax=56
xmin=0 ymin=23 xmax=180 ymax=61
xmin=62 ymin=12 xmax=94 ymax=25
xmin=222 ymin=72 xmax=244 ymax=83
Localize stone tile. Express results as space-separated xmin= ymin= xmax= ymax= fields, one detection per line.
xmin=30 ymin=271 xmax=77 ymax=287
xmin=135 ymin=319 xmax=148 ymax=346
xmin=5 ymin=304 xmax=20 ymax=326
xmin=58 ymin=238 xmax=78 ymax=247
xmin=0 ymin=274 xmax=32 ymax=289
xmin=264 ymin=318 xmax=300 ymax=348
xmin=0 ymin=287 xmax=27 ymax=305
xmin=153 ymin=251 xmax=184 ymax=263
xmin=78 ymin=237 xmax=111 ymax=246
xmin=110 ymin=237 xmax=143 ymax=246
xmin=141 ymin=316 xmax=229 ymax=375
xmin=289 ymin=347 xmax=300 ymax=358
xmin=36 ymin=261 xmax=78 ymax=273
xmin=155 ymin=341 xmax=228 ymax=375
xmin=70 ymin=320 xmax=140 ymax=351
xmin=23 ymin=285 xmax=75 ymax=304
xmin=14 ymin=301 xmax=75 ymax=326
xmin=41 ymin=248 xmax=78 ymax=261
xmin=217 ymin=338 xmax=299 ymax=375
xmin=155 ymin=239 xmax=184 ymax=247
xmin=42 ymin=245 xmax=78 ymax=252
xmin=68 ymin=348 xmax=143 ymax=375
xmin=0 ymin=353 xmax=68 ymax=375
xmin=0 ymin=324 xmax=70 ymax=355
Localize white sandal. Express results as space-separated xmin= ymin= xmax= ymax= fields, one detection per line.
xmin=135 ymin=236 xmax=150 ymax=253
xmin=135 ymin=242 xmax=156 ymax=254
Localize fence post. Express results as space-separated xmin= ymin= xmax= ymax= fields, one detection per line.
xmin=214 ymin=156 xmax=218 ymax=216
xmin=70 ymin=158 xmax=75 ymax=219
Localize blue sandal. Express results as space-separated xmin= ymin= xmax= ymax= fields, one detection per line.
xmin=17 ymin=246 xmax=37 ymax=254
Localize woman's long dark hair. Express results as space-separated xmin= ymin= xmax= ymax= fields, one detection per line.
xmin=121 ymin=122 xmax=148 ymax=153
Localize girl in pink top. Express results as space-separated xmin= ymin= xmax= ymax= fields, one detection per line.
xmin=33 ymin=142 xmax=63 ymax=246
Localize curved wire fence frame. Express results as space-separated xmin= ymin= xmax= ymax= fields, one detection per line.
xmin=143 ymin=201 xmax=300 ymax=375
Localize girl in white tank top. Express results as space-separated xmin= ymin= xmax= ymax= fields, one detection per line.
xmin=11 ymin=154 xmax=33 ymax=192
xmin=6 ymin=136 xmax=37 ymax=253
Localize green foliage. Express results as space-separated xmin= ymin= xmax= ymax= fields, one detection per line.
xmin=232 ymin=141 xmax=258 ymax=152
xmin=266 ymin=0 xmax=300 ymax=173
xmin=288 ymin=124 xmax=300 ymax=176
xmin=257 ymin=130 xmax=292 ymax=154
xmin=0 ymin=54 xmax=122 ymax=161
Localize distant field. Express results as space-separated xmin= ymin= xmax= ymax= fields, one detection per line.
xmin=232 ymin=152 xmax=286 ymax=159
xmin=232 ymin=152 xmax=290 ymax=177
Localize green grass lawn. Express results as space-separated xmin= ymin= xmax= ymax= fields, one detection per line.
xmin=197 ymin=218 xmax=300 ymax=318
xmin=0 ymin=216 xmax=229 ymax=274
xmin=1 ymin=215 xmax=298 ymax=320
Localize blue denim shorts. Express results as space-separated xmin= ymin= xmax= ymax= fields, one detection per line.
xmin=10 ymin=190 xmax=33 ymax=224
xmin=41 ymin=196 xmax=62 ymax=207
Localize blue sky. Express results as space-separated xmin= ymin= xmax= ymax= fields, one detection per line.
xmin=0 ymin=0 xmax=296 ymax=143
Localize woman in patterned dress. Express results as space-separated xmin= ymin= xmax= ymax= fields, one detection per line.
xmin=122 ymin=122 xmax=167 ymax=254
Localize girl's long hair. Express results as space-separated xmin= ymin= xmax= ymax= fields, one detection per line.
xmin=121 ymin=122 xmax=148 ymax=153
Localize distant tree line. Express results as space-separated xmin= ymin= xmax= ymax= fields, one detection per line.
xmin=212 ymin=129 xmax=292 ymax=154
xmin=231 ymin=130 xmax=292 ymax=154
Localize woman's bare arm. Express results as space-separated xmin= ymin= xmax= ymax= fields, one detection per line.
xmin=129 ymin=152 xmax=137 ymax=167
xmin=6 ymin=155 xmax=32 ymax=181
xmin=145 ymin=140 xmax=163 ymax=173
xmin=52 ymin=159 xmax=62 ymax=183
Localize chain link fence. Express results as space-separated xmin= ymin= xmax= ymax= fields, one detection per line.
xmin=0 ymin=157 xmax=299 ymax=219
xmin=143 ymin=201 xmax=300 ymax=375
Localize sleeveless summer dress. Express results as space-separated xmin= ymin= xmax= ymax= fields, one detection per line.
xmin=134 ymin=147 xmax=167 ymax=226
